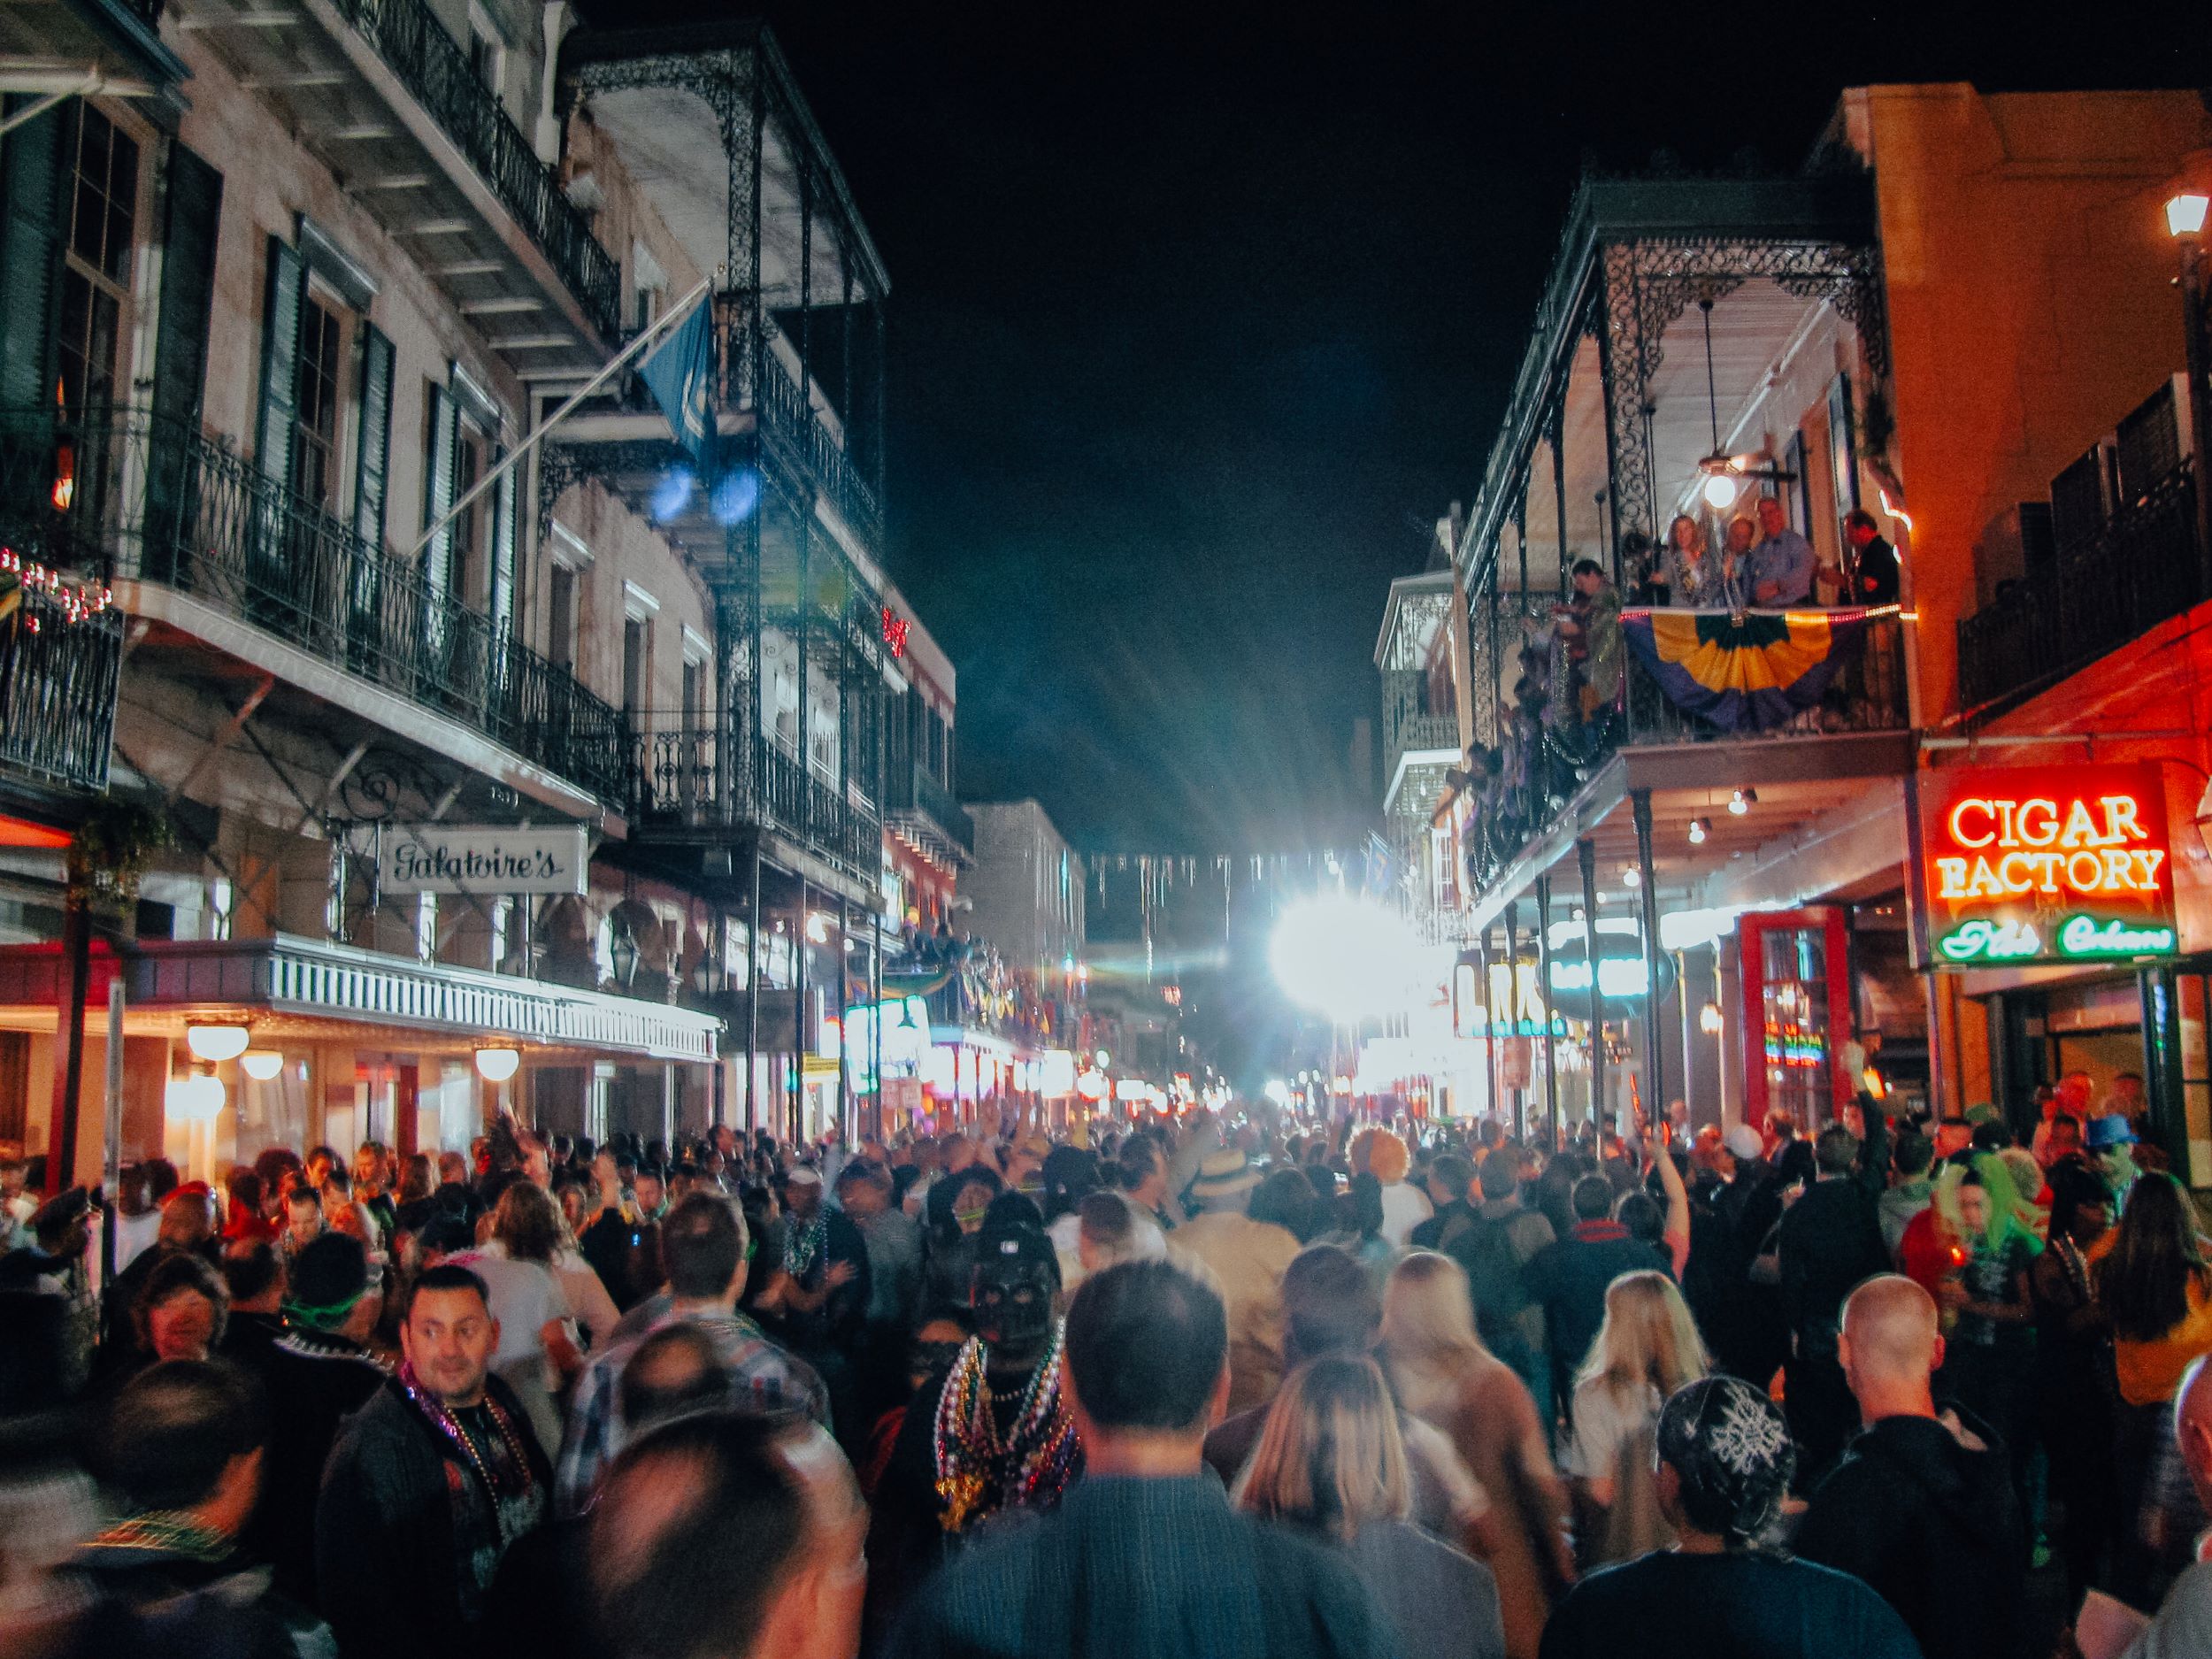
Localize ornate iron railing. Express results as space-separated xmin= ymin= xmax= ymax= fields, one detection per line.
xmin=1463 ymin=611 xmax=1910 ymax=892
xmin=883 ymin=758 xmax=972 ymax=854
xmin=331 ymin=0 xmax=620 ymax=340
xmin=1958 ymin=464 xmax=2200 ymax=711
xmin=627 ymin=718 xmax=882 ymax=882
xmin=0 ymin=406 xmax=630 ymax=804
xmin=0 ymin=582 xmax=122 ymax=793
xmin=749 ymin=328 xmax=884 ymax=547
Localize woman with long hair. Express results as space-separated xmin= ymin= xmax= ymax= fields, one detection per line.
xmin=1317 ymin=1172 xmax=1398 ymax=1294
xmin=2096 ymin=1171 xmax=2212 ymax=1605
xmin=1236 ymin=1354 xmax=1505 ymax=1659
xmin=1380 ymin=1251 xmax=1572 ymax=1659
xmin=1562 ymin=1270 xmax=1709 ymax=1567
xmin=449 ymin=1180 xmax=586 ymax=1457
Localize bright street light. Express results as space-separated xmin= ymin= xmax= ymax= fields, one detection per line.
xmin=1269 ymin=893 xmax=1432 ymax=1024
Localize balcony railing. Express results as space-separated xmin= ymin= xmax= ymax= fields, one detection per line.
xmin=743 ymin=318 xmax=884 ymax=548
xmin=629 ymin=720 xmax=882 ymax=882
xmin=0 ymin=406 xmax=631 ymax=805
xmin=1465 ymin=611 xmax=1910 ymax=890
xmin=1958 ymin=463 xmax=2201 ymax=711
xmin=0 ymin=582 xmax=123 ymax=794
xmin=884 ymin=758 xmax=972 ymax=856
xmin=331 ymin=0 xmax=620 ymax=340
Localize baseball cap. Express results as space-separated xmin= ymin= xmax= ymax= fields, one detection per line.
xmin=783 ymin=1164 xmax=823 ymax=1187
xmin=2085 ymin=1115 xmax=2139 ymax=1149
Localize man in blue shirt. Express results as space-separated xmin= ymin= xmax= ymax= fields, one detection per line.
xmin=1749 ymin=495 xmax=1816 ymax=606
xmin=891 ymin=1256 xmax=1390 ymax=1659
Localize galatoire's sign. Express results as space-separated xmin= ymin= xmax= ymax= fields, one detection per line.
xmin=1916 ymin=763 xmax=2178 ymax=968
xmin=378 ymin=825 xmax=589 ymax=896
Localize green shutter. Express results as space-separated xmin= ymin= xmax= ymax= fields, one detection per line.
xmin=422 ymin=381 xmax=456 ymax=668
xmin=490 ymin=441 xmax=517 ymax=632
xmin=145 ymin=142 xmax=222 ymax=580
xmin=353 ymin=324 xmax=393 ymax=552
xmin=0 ymin=96 xmax=65 ymax=415
xmin=256 ymin=236 xmax=303 ymax=491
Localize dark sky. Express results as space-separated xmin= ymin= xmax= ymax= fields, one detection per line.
xmin=616 ymin=3 xmax=2210 ymax=856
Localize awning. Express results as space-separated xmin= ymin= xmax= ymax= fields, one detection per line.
xmin=0 ymin=933 xmax=719 ymax=1064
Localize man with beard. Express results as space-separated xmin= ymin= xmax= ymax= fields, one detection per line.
xmin=870 ymin=1220 xmax=1080 ymax=1635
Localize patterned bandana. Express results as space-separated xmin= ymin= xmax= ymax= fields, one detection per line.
xmin=1655 ymin=1374 xmax=1794 ymax=1542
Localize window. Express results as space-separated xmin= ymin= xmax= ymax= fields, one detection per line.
xmin=622 ymin=615 xmax=648 ymax=719
xmin=292 ymin=294 xmax=345 ymax=508
xmin=681 ymin=657 xmax=703 ymax=731
xmin=58 ymin=107 xmax=140 ymax=412
xmin=450 ymin=422 xmax=491 ymax=608
xmin=547 ymin=563 xmax=577 ymax=671
xmin=465 ymin=5 xmax=504 ymax=99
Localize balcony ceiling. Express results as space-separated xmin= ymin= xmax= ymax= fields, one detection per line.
xmin=584 ymin=82 xmax=864 ymax=308
xmin=1518 ymin=280 xmax=1843 ymax=578
xmin=180 ymin=0 xmax=608 ymax=377
xmin=0 ymin=0 xmax=188 ymax=96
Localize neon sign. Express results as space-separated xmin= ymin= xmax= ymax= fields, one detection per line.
xmin=1919 ymin=763 xmax=2177 ymax=969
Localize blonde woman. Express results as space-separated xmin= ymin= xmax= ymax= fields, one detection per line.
xmin=1561 ymin=1270 xmax=1709 ymax=1567
xmin=1236 ymin=1354 xmax=1506 ymax=1659
xmin=1381 ymin=1251 xmax=1574 ymax=1659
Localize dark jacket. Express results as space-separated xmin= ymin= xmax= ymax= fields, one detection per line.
xmin=233 ymin=1324 xmax=386 ymax=1609
xmin=1777 ymin=1179 xmax=1892 ymax=1354
xmin=1526 ymin=1222 xmax=1668 ymax=1398
xmin=316 ymin=1372 xmax=550 ymax=1659
xmin=1409 ymin=1199 xmax=1476 ymax=1254
xmin=889 ymin=1473 xmax=1389 ymax=1658
xmin=1792 ymin=1408 xmax=2028 ymax=1659
xmin=51 ymin=1528 xmax=309 ymax=1659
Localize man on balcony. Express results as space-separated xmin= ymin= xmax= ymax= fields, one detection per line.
xmin=1749 ymin=496 xmax=1816 ymax=607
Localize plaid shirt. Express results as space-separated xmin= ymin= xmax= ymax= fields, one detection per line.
xmin=556 ymin=1305 xmax=828 ymax=1514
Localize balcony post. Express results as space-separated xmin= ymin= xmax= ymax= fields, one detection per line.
xmin=1502 ymin=895 xmax=1523 ymax=1141
xmin=1632 ymin=787 xmax=1663 ymax=1119
xmin=2177 ymin=232 xmax=2212 ymax=603
xmin=745 ymin=840 xmax=762 ymax=1133
xmin=1476 ymin=927 xmax=1498 ymax=1125
xmin=1578 ymin=837 xmax=1604 ymax=1132
xmin=1534 ymin=872 xmax=1559 ymax=1152
xmin=792 ymin=879 xmax=808 ymax=1142
xmin=836 ymin=895 xmax=851 ymax=1141
xmin=1551 ymin=400 xmax=1571 ymax=601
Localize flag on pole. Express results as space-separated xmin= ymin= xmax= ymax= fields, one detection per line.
xmin=1620 ymin=605 xmax=1871 ymax=733
xmin=636 ymin=296 xmax=717 ymax=463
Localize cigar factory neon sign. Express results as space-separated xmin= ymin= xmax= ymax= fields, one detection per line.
xmin=1919 ymin=764 xmax=2178 ymax=967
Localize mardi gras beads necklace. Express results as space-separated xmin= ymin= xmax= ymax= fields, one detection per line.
xmin=932 ymin=1321 xmax=1079 ymax=1534
xmin=398 ymin=1361 xmax=535 ymax=1502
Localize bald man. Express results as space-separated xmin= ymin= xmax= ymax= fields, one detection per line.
xmin=1793 ymin=1276 xmax=2026 ymax=1659
xmin=2118 ymin=1356 xmax=2212 ymax=1656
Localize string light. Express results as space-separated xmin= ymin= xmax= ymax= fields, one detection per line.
xmin=1688 ymin=818 xmax=1710 ymax=845
xmin=0 ymin=546 xmax=115 ymax=631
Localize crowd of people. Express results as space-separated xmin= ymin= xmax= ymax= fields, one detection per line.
xmin=0 ymin=1068 xmax=2204 ymax=1658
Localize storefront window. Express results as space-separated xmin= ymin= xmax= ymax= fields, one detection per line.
xmin=1759 ymin=924 xmax=1831 ymax=1131
xmin=2177 ymin=974 xmax=2212 ymax=1187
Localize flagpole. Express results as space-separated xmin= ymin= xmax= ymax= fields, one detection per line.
xmin=406 ymin=268 xmax=722 ymax=562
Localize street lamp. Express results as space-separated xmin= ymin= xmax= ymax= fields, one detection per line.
xmin=2168 ymin=177 xmax=2212 ymax=599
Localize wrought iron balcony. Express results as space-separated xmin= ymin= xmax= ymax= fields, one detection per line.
xmin=1463 ymin=611 xmax=1911 ymax=893
xmin=0 ymin=580 xmax=123 ymax=795
xmin=329 ymin=0 xmax=620 ymax=340
xmin=1958 ymin=461 xmax=2200 ymax=713
xmin=749 ymin=329 xmax=885 ymax=549
xmin=630 ymin=721 xmax=882 ymax=885
xmin=0 ymin=406 xmax=631 ymax=805
xmin=883 ymin=758 xmax=972 ymax=864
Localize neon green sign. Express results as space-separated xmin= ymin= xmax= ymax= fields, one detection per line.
xmin=1939 ymin=914 xmax=2176 ymax=964
xmin=1936 ymin=919 xmax=2041 ymax=963
xmin=2058 ymin=916 xmax=2176 ymax=957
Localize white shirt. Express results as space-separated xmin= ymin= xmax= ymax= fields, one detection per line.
xmin=1378 ymin=1180 xmax=1434 ymax=1250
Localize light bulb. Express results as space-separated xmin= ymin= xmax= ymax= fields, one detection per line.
xmin=1623 ymin=867 xmax=1641 ymax=887
xmin=1701 ymin=472 xmax=1739 ymax=511
xmin=1700 ymin=1001 xmax=1725 ymax=1036
xmin=1688 ymin=818 xmax=1709 ymax=845
xmin=1729 ymin=787 xmax=1755 ymax=816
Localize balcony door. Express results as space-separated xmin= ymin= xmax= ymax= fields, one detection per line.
xmin=1739 ymin=907 xmax=1854 ymax=1134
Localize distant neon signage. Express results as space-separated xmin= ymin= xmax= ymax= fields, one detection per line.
xmin=1919 ymin=763 xmax=2177 ymax=968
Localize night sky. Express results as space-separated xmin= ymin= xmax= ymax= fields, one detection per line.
xmin=602 ymin=3 xmax=2210 ymax=856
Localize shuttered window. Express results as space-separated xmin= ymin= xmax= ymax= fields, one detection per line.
xmin=0 ymin=97 xmax=65 ymax=414
xmin=57 ymin=105 xmax=138 ymax=414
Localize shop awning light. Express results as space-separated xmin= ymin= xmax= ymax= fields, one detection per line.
xmin=239 ymin=1049 xmax=283 ymax=1081
xmin=473 ymin=1046 xmax=521 ymax=1083
xmin=1687 ymin=818 xmax=1710 ymax=845
xmin=1699 ymin=1001 xmax=1726 ymax=1035
xmin=185 ymin=1024 xmax=250 ymax=1064
xmin=1729 ymin=787 xmax=1755 ymax=816
xmin=2168 ymin=192 xmax=2210 ymax=238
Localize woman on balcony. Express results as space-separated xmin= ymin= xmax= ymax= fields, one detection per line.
xmin=1662 ymin=515 xmax=1730 ymax=608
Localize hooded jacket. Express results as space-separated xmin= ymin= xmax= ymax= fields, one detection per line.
xmin=1791 ymin=1407 xmax=2028 ymax=1659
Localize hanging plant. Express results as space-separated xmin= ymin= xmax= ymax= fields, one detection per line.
xmin=1856 ymin=384 xmax=1897 ymax=468
xmin=67 ymin=800 xmax=174 ymax=909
